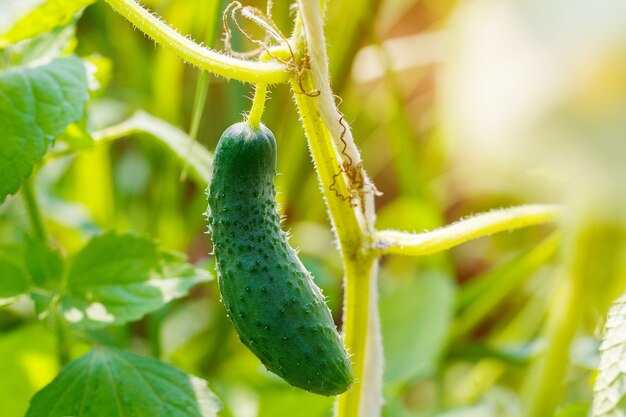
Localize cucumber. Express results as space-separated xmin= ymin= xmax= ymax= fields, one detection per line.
xmin=207 ymin=122 xmax=353 ymax=396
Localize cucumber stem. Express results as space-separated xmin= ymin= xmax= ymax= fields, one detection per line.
xmin=247 ymin=84 xmax=267 ymax=130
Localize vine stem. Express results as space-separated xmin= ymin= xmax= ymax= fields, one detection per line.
xmin=21 ymin=179 xmax=47 ymax=242
xmin=22 ymin=180 xmax=70 ymax=366
xmin=103 ymin=0 xmax=289 ymax=84
xmin=376 ymin=204 xmax=560 ymax=257
xmin=247 ymin=83 xmax=267 ymax=129
xmin=292 ymin=1 xmax=381 ymax=416
xmin=293 ymin=76 xmax=380 ymax=416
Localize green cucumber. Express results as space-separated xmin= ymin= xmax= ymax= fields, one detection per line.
xmin=207 ymin=122 xmax=353 ymax=396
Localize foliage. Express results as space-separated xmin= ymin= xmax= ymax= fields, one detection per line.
xmin=0 ymin=0 xmax=625 ymax=417
xmin=26 ymin=346 xmax=221 ymax=417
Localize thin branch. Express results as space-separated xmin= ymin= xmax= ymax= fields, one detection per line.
xmin=103 ymin=0 xmax=289 ymax=84
xmin=376 ymin=204 xmax=561 ymax=257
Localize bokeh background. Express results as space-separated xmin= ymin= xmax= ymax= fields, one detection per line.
xmin=2 ymin=0 xmax=626 ymax=416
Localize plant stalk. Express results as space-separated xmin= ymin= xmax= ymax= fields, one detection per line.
xmin=247 ymin=83 xmax=267 ymax=129
xmin=21 ymin=179 xmax=47 ymax=242
xmin=53 ymin=301 xmax=71 ymax=366
xmin=291 ymin=1 xmax=381 ymax=415
xmin=22 ymin=180 xmax=70 ymax=366
xmin=523 ymin=215 xmax=594 ymax=416
xmin=104 ymin=0 xmax=289 ymax=84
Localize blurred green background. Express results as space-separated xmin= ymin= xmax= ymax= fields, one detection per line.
xmin=3 ymin=0 xmax=626 ymax=416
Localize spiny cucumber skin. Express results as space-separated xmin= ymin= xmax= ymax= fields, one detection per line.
xmin=207 ymin=122 xmax=353 ymax=396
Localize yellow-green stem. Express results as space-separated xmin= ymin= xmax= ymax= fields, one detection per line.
xmin=291 ymin=76 xmax=375 ymax=417
xmin=290 ymin=77 xmax=364 ymax=247
xmin=22 ymin=180 xmax=70 ymax=366
xmin=523 ymin=220 xmax=588 ymax=417
xmin=247 ymin=84 xmax=267 ymax=130
xmin=337 ymin=255 xmax=377 ymax=417
xmin=376 ymin=205 xmax=560 ymax=257
xmin=104 ymin=0 xmax=289 ymax=84
xmin=21 ymin=179 xmax=47 ymax=242
xmin=291 ymin=2 xmax=380 ymax=415
xmin=523 ymin=280 xmax=583 ymax=417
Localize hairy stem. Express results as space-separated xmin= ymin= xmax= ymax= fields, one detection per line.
xmin=376 ymin=204 xmax=560 ymax=257
xmin=247 ymin=83 xmax=267 ymax=129
xmin=295 ymin=0 xmax=366 ymax=179
xmin=293 ymin=80 xmax=379 ymax=417
xmin=290 ymin=77 xmax=364 ymax=246
xmin=338 ymin=257 xmax=382 ymax=417
xmin=104 ymin=0 xmax=289 ymax=84
xmin=292 ymin=2 xmax=380 ymax=416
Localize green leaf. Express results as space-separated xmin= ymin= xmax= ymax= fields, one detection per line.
xmin=0 ymin=22 xmax=76 ymax=71
xmin=25 ymin=239 xmax=63 ymax=290
xmin=593 ymin=293 xmax=626 ymax=417
xmin=0 ymin=252 xmax=30 ymax=303
xmin=59 ymin=232 xmax=211 ymax=328
xmin=25 ymin=346 xmax=221 ymax=417
xmin=381 ymin=270 xmax=455 ymax=384
xmin=0 ymin=55 xmax=90 ymax=202
xmin=93 ymin=111 xmax=213 ymax=186
xmin=0 ymin=0 xmax=94 ymax=47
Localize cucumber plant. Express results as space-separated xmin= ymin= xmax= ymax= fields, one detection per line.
xmin=2 ymin=1 xmax=624 ymax=417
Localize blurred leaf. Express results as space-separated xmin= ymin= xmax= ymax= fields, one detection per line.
xmin=556 ymin=404 xmax=589 ymax=417
xmin=0 ymin=22 xmax=76 ymax=70
xmin=593 ymin=293 xmax=626 ymax=417
xmin=257 ymin=388 xmax=333 ymax=417
xmin=381 ymin=270 xmax=456 ymax=383
xmin=0 ymin=252 xmax=30 ymax=303
xmin=572 ymin=219 xmax=626 ymax=318
xmin=24 ymin=239 xmax=63 ymax=290
xmin=93 ymin=111 xmax=212 ymax=186
xmin=58 ymin=232 xmax=211 ymax=328
xmin=454 ymin=233 xmax=559 ymax=338
xmin=377 ymin=197 xmax=443 ymax=232
xmin=0 ymin=0 xmax=93 ymax=47
xmin=382 ymin=399 xmax=419 ymax=417
xmin=0 ymin=56 xmax=89 ymax=202
xmin=436 ymin=388 xmax=521 ymax=417
xmin=433 ymin=404 xmax=503 ymax=417
xmin=0 ymin=323 xmax=58 ymax=417
xmin=161 ymin=298 xmax=214 ymax=363
xmin=56 ymin=122 xmax=94 ymax=152
xmin=25 ymin=346 xmax=221 ymax=417
xmin=84 ymin=54 xmax=113 ymax=96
